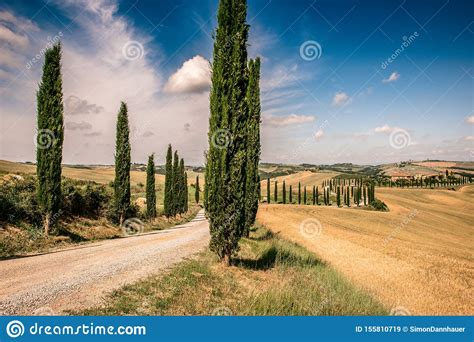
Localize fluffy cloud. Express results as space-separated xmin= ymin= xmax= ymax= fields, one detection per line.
xmin=164 ymin=55 xmax=210 ymax=94
xmin=66 ymin=121 xmax=93 ymax=130
xmin=382 ymin=72 xmax=400 ymax=83
xmin=465 ymin=115 xmax=474 ymax=124
xmin=264 ymin=114 xmax=315 ymax=127
xmin=332 ymin=92 xmax=350 ymax=106
xmin=374 ymin=124 xmax=393 ymax=133
xmin=314 ymin=128 xmax=324 ymax=141
xmin=65 ymin=95 xmax=103 ymax=115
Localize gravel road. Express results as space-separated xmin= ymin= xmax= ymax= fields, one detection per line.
xmin=0 ymin=210 xmax=209 ymax=315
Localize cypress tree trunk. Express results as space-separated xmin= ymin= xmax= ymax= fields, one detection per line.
xmin=195 ymin=175 xmax=200 ymax=203
xmin=36 ymin=42 xmax=64 ymax=235
xmin=164 ymin=145 xmax=173 ymax=217
xmin=114 ymin=102 xmax=131 ymax=226
xmin=206 ymin=0 xmax=250 ymax=263
xmin=146 ymin=154 xmax=156 ymax=219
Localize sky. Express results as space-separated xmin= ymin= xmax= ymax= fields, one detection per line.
xmin=0 ymin=0 xmax=472 ymax=166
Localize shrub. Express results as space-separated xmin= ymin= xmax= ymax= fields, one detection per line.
xmin=370 ymin=199 xmax=388 ymax=212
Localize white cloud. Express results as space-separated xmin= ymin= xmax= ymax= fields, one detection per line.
xmin=464 ymin=136 xmax=474 ymax=141
xmin=164 ymin=55 xmax=211 ymax=94
xmin=374 ymin=124 xmax=393 ymax=133
xmin=264 ymin=114 xmax=315 ymax=127
xmin=382 ymin=72 xmax=400 ymax=83
xmin=332 ymin=92 xmax=350 ymax=106
xmin=314 ymin=128 xmax=324 ymax=141
xmin=465 ymin=115 xmax=474 ymax=124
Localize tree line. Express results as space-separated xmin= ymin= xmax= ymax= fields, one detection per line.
xmin=35 ymin=42 xmax=194 ymax=234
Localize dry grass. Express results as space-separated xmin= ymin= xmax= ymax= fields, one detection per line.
xmin=256 ymin=185 xmax=474 ymax=315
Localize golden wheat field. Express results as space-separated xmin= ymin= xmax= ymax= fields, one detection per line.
xmin=257 ymin=185 xmax=474 ymax=315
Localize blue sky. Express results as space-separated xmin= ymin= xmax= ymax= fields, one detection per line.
xmin=0 ymin=0 xmax=472 ymax=165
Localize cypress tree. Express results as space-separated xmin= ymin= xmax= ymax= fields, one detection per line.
xmin=303 ymin=186 xmax=307 ymax=204
xmin=289 ymin=185 xmax=293 ymax=203
xmin=298 ymin=182 xmax=301 ymax=204
xmin=364 ymin=186 xmax=367 ymax=206
xmin=114 ymin=101 xmax=131 ymax=225
xmin=164 ymin=145 xmax=173 ymax=217
xmin=146 ymin=154 xmax=156 ymax=219
xmin=336 ymin=186 xmax=341 ymax=207
xmin=172 ymin=151 xmax=180 ymax=216
xmin=312 ymin=185 xmax=316 ymax=205
xmin=179 ymin=158 xmax=185 ymax=213
xmin=316 ymin=186 xmax=319 ymax=205
xmin=282 ymin=180 xmax=286 ymax=204
xmin=206 ymin=0 xmax=250 ymax=263
xmin=36 ymin=42 xmax=64 ymax=235
xmin=274 ymin=180 xmax=278 ymax=203
xmin=184 ymin=172 xmax=188 ymax=212
xmin=267 ymin=178 xmax=270 ymax=203
xmin=244 ymin=58 xmax=261 ymax=230
xmin=195 ymin=175 xmax=200 ymax=203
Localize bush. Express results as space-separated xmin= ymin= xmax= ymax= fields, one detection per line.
xmin=61 ymin=178 xmax=111 ymax=218
xmin=370 ymin=199 xmax=388 ymax=212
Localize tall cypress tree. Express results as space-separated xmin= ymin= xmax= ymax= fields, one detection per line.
xmin=195 ymin=175 xmax=200 ymax=203
xmin=244 ymin=57 xmax=261 ymax=231
xmin=298 ymin=182 xmax=301 ymax=204
xmin=184 ymin=172 xmax=188 ymax=212
xmin=114 ymin=102 xmax=131 ymax=225
xmin=316 ymin=186 xmax=319 ymax=205
xmin=267 ymin=178 xmax=271 ymax=203
xmin=282 ymin=180 xmax=286 ymax=204
xmin=206 ymin=0 xmax=250 ymax=263
xmin=312 ymin=185 xmax=316 ymax=205
xmin=303 ymin=186 xmax=307 ymax=204
xmin=146 ymin=154 xmax=156 ymax=219
xmin=36 ymin=42 xmax=64 ymax=235
xmin=289 ymin=185 xmax=293 ymax=203
xmin=179 ymin=158 xmax=185 ymax=213
xmin=172 ymin=151 xmax=180 ymax=216
xmin=336 ymin=186 xmax=341 ymax=207
xmin=164 ymin=145 xmax=173 ymax=217
xmin=274 ymin=180 xmax=278 ymax=203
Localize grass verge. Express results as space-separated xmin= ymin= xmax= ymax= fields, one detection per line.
xmin=76 ymin=224 xmax=387 ymax=315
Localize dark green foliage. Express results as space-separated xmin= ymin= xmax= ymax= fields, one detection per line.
xmin=282 ymin=180 xmax=286 ymax=204
xmin=36 ymin=42 xmax=64 ymax=234
xmin=303 ymin=186 xmax=307 ymax=204
xmin=184 ymin=172 xmax=188 ymax=212
xmin=114 ymin=102 xmax=131 ymax=225
xmin=336 ymin=186 xmax=341 ymax=207
xmin=316 ymin=186 xmax=319 ymax=205
xmin=205 ymin=0 xmax=250 ymax=262
xmin=244 ymin=57 xmax=261 ymax=230
xmin=178 ymin=158 xmax=186 ymax=213
xmin=312 ymin=185 xmax=316 ymax=205
xmin=298 ymin=182 xmax=301 ymax=204
xmin=146 ymin=154 xmax=156 ymax=219
xmin=164 ymin=145 xmax=173 ymax=217
xmin=289 ymin=185 xmax=293 ymax=203
xmin=195 ymin=175 xmax=200 ymax=203
xmin=274 ymin=180 xmax=278 ymax=203
xmin=370 ymin=199 xmax=388 ymax=211
xmin=172 ymin=151 xmax=180 ymax=216
xmin=267 ymin=178 xmax=270 ymax=203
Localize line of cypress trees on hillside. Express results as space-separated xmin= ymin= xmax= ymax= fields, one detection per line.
xmin=164 ymin=146 xmax=188 ymax=217
xmin=36 ymin=42 xmax=64 ymax=235
xmin=205 ymin=0 xmax=256 ymax=263
xmin=146 ymin=154 xmax=156 ymax=219
xmin=114 ymin=102 xmax=131 ymax=226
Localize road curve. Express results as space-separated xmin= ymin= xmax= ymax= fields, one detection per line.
xmin=0 ymin=210 xmax=209 ymax=315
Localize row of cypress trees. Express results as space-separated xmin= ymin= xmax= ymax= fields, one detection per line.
xmin=164 ymin=145 xmax=188 ymax=218
xmin=205 ymin=0 xmax=261 ymax=264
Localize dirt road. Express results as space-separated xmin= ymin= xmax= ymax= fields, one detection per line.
xmin=0 ymin=210 xmax=209 ymax=315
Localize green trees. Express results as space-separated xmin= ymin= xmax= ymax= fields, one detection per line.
xmin=164 ymin=145 xmax=174 ymax=217
xmin=267 ymin=178 xmax=270 ymax=203
xmin=289 ymin=185 xmax=293 ymax=203
xmin=146 ymin=154 xmax=156 ymax=219
xmin=312 ymin=185 xmax=316 ymax=205
xmin=274 ymin=180 xmax=278 ymax=203
xmin=298 ymin=182 xmax=301 ymax=204
xmin=36 ymin=42 xmax=64 ymax=235
xmin=195 ymin=175 xmax=200 ymax=203
xmin=205 ymin=0 xmax=252 ymax=263
xmin=282 ymin=180 xmax=286 ymax=204
xmin=336 ymin=186 xmax=341 ymax=207
xmin=184 ymin=172 xmax=188 ymax=212
xmin=244 ymin=57 xmax=261 ymax=230
xmin=172 ymin=151 xmax=180 ymax=216
xmin=114 ymin=102 xmax=131 ymax=225
xmin=316 ymin=186 xmax=319 ymax=205
xmin=303 ymin=186 xmax=307 ymax=204
xmin=178 ymin=158 xmax=186 ymax=213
